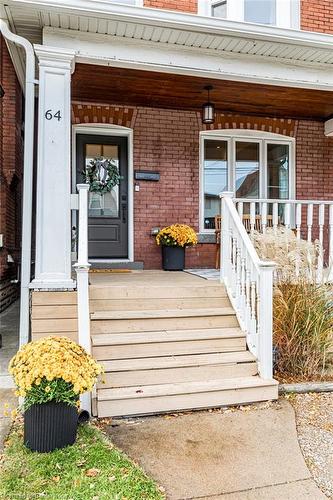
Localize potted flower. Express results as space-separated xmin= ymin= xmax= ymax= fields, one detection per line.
xmin=156 ymin=224 xmax=198 ymax=271
xmin=9 ymin=336 xmax=102 ymax=453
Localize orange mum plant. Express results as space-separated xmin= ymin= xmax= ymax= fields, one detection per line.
xmin=156 ymin=224 xmax=198 ymax=247
xmin=9 ymin=336 xmax=103 ymax=410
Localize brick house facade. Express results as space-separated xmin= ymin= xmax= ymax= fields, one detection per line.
xmin=0 ymin=35 xmax=23 ymax=310
xmin=71 ymin=102 xmax=333 ymax=269
xmin=2 ymin=0 xmax=333 ymax=283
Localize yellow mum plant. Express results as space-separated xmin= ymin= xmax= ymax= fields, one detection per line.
xmin=9 ymin=336 xmax=103 ymax=410
xmin=156 ymin=224 xmax=198 ymax=247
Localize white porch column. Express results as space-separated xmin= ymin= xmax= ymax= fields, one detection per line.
xmin=32 ymin=46 xmax=76 ymax=289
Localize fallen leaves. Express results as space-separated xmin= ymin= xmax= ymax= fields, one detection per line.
xmin=85 ymin=468 xmax=101 ymax=477
xmin=51 ymin=476 xmax=60 ymax=483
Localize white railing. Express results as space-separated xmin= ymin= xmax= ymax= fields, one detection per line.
xmin=73 ymin=183 xmax=91 ymax=412
xmin=234 ymin=198 xmax=333 ymax=281
xmin=221 ymin=192 xmax=275 ymax=380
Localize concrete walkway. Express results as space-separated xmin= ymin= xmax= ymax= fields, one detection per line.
xmin=0 ymin=300 xmax=19 ymax=386
xmin=107 ymin=400 xmax=326 ymax=499
xmin=0 ymin=389 xmax=17 ymax=451
xmin=0 ymin=301 xmax=19 ymax=449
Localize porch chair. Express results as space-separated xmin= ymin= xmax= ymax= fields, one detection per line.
xmin=215 ymin=214 xmax=274 ymax=269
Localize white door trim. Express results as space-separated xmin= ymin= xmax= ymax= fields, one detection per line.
xmin=72 ymin=123 xmax=134 ymax=262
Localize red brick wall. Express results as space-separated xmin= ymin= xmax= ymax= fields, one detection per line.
xmin=0 ymin=36 xmax=23 ymax=282
xmin=143 ymin=0 xmax=197 ymax=12
xmin=72 ymin=102 xmax=333 ymax=269
xmin=301 ymin=0 xmax=333 ymax=34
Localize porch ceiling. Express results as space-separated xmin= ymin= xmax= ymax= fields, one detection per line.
xmin=72 ymin=64 xmax=333 ymax=121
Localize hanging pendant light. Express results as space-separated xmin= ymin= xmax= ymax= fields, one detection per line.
xmin=202 ymin=85 xmax=215 ymax=125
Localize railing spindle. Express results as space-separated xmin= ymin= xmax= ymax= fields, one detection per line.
xmin=296 ymin=203 xmax=302 ymax=239
xmin=272 ymin=203 xmax=279 ymax=234
xmin=307 ymin=203 xmax=313 ymax=243
xmin=261 ymin=202 xmax=267 ymax=234
xmin=250 ymin=202 xmax=256 ymax=235
xmin=284 ymin=203 xmax=291 ymax=229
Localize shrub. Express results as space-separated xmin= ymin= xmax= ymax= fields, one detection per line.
xmin=9 ymin=336 xmax=103 ymax=410
xmin=156 ymin=224 xmax=197 ymax=247
xmin=273 ymin=280 xmax=333 ymax=379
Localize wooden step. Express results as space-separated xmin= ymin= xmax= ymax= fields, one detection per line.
xmin=99 ymin=362 xmax=258 ymax=388
xmin=101 ymin=351 xmax=256 ymax=372
xmin=89 ymin=284 xmax=227 ymax=300
xmin=98 ymin=351 xmax=257 ymax=388
xmin=92 ymin=327 xmax=244 ymax=346
xmin=90 ymin=296 xmax=230 ymax=312
xmin=97 ymin=376 xmax=279 ymax=417
xmin=91 ymin=307 xmax=235 ymax=321
xmin=93 ymin=336 xmax=246 ymax=361
xmin=91 ymin=308 xmax=238 ymax=334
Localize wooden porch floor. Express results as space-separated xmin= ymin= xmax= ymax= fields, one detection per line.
xmin=89 ymin=270 xmax=212 ymax=287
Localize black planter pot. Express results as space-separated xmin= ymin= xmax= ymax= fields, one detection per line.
xmin=24 ymin=402 xmax=78 ymax=453
xmin=162 ymin=245 xmax=185 ymax=271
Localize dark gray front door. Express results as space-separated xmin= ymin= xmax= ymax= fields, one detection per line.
xmin=76 ymin=134 xmax=128 ymax=259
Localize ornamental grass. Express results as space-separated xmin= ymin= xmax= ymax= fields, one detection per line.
xmin=273 ymin=280 xmax=333 ymax=379
xmin=156 ymin=224 xmax=197 ymax=247
xmin=252 ymin=228 xmax=333 ymax=380
xmin=9 ymin=336 xmax=103 ymax=410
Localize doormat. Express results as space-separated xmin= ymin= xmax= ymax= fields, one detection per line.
xmin=89 ymin=269 xmax=132 ymax=273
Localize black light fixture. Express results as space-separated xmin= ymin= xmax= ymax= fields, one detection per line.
xmin=0 ymin=84 xmax=4 ymax=98
xmin=202 ymin=85 xmax=215 ymax=124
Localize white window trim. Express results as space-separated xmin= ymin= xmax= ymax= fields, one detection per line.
xmin=199 ymin=129 xmax=296 ymax=233
xmin=109 ymin=0 xmax=143 ymax=5
xmin=198 ymin=0 xmax=300 ymax=30
xmin=72 ymin=124 xmax=134 ymax=262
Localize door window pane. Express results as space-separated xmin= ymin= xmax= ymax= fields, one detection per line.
xmin=267 ymin=143 xmax=289 ymax=199
xmin=235 ymin=141 xmax=260 ymax=199
xmin=85 ymin=143 xmax=119 ymax=218
xmin=204 ymin=140 xmax=228 ymax=229
xmin=244 ymin=0 xmax=276 ymax=25
xmin=211 ymin=0 xmax=227 ymax=18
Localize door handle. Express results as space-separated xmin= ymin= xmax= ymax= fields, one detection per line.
xmin=122 ymin=203 xmax=127 ymax=223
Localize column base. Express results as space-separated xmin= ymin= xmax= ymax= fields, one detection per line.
xmin=29 ymin=278 xmax=76 ymax=290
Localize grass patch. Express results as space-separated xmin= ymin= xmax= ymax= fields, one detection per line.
xmin=0 ymin=422 xmax=164 ymax=500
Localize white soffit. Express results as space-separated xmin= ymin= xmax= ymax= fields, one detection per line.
xmin=3 ymin=0 xmax=333 ymax=81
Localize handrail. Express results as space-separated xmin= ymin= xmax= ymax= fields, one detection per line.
xmin=234 ymin=198 xmax=333 ymax=205
xmin=220 ymin=192 xmax=275 ymax=380
xmin=73 ymin=184 xmax=91 ymax=412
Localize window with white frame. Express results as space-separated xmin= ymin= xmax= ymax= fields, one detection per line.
xmin=198 ymin=0 xmax=300 ymax=30
xmin=200 ymin=132 xmax=294 ymax=230
xmin=108 ymin=0 xmax=143 ymax=5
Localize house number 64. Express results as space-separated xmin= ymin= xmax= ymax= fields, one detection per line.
xmin=44 ymin=109 xmax=62 ymax=121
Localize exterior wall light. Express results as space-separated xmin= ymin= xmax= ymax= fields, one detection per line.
xmin=202 ymin=85 xmax=215 ymax=124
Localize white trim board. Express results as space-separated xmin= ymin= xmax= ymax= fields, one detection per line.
xmin=43 ymin=28 xmax=333 ymax=90
xmin=199 ymin=129 xmax=296 ymax=233
xmin=72 ymin=124 xmax=134 ymax=263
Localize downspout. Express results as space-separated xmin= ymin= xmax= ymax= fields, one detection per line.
xmin=0 ymin=20 xmax=36 ymax=347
